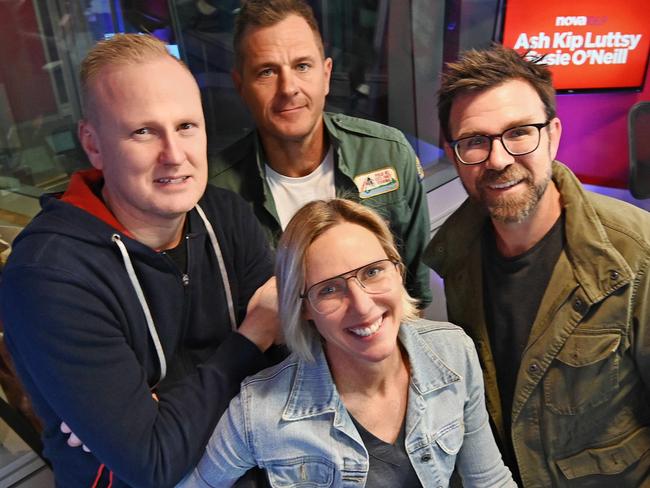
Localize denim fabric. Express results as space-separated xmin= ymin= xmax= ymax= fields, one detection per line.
xmin=177 ymin=320 xmax=515 ymax=487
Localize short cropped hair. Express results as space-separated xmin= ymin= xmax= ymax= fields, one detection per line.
xmin=438 ymin=44 xmax=557 ymax=141
xmin=275 ymin=199 xmax=419 ymax=362
xmin=80 ymin=33 xmax=188 ymax=121
xmin=233 ymin=0 xmax=324 ymax=69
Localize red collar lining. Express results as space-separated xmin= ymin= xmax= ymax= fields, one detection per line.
xmin=60 ymin=169 xmax=133 ymax=238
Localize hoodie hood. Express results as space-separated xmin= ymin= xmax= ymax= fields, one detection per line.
xmin=60 ymin=169 xmax=133 ymax=238
xmin=12 ymin=169 xmax=152 ymax=255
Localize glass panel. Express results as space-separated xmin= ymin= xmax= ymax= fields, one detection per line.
xmin=0 ymin=0 xmax=468 ymax=232
xmin=0 ymin=0 xmax=112 ymax=227
xmin=0 ymin=0 xmax=519 ymax=240
xmin=0 ymin=0 xmax=184 ymax=230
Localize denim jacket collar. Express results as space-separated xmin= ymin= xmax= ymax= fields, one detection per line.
xmin=399 ymin=324 xmax=461 ymax=395
xmin=282 ymin=343 xmax=339 ymax=422
xmin=282 ymin=323 xmax=461 ymax=424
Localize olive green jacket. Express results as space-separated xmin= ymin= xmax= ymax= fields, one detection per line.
xmin=208 ymin=112 xmax=432 ymax=307
xmin=424 ymin=162 xmax=650 ymax=487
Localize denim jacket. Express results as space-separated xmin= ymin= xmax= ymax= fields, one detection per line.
xmin=178 ymin=320 xmax=514 ymax=487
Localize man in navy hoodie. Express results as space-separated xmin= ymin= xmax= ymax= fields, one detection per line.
xmin=0 ymin=34 xmax=280 ymax=487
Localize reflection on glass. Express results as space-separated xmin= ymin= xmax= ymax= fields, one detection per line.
xmin=0 ymin=0 xmax=459 ymax=235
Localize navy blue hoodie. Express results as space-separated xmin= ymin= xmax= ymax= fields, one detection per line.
xmin=1 ymin=170 xmax=274 ymax=487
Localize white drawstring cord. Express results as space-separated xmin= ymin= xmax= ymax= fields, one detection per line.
xmin=112 ymin=233 xmax=167 ymax=385
xmin=110 ymin=205 xmax=236 ymax=385
xmin=195 ymin=204 xmax=237 ymax=331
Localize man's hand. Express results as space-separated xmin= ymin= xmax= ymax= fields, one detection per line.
xmin=60 ymin=422 xmax=90 ymax=452
xmin=237 ymin=277 xmax=282 ymax=352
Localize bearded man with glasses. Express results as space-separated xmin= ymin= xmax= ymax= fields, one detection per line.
xmin=424 ymin=44 xmax=650 ymax=487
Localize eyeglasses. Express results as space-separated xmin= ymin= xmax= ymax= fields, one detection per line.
xmin=301 ymin=259 xmax=399 ymax=315
xmin=450 ymin=121 xmax=551 ymax=165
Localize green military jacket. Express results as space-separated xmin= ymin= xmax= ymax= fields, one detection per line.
xmin=208 ymin=112 xmax=432 ymax=307
xmin=424 ymin=162 xmax=650 ymax=487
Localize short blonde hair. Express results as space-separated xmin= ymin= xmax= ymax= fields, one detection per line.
xmin=276 ymin=199 xmax=419 ymax=362
xmin=80 ymin=34 xmax=189 ymax=121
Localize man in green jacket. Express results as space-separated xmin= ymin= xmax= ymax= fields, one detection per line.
xmin=208 ymin=0 xmax=432 ymax=308
xmin=424 ymin=44 xmax=650 ymax=487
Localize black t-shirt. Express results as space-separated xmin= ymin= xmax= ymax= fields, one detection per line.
xmin=161 ymin=221 xmax=189 ymax=275
xmin=482 ymin=214 xmax=564 ymax=478
xmin=351 ymin=415 xmax=423 ymax=488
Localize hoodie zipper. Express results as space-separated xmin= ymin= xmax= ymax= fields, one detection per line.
xmin=182 ymin=234 xmax=191 ymax=286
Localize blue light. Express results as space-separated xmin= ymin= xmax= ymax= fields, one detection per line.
xmin=102 ymin=33 xmax=180 ymax=59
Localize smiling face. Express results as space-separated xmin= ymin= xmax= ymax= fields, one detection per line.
xmin=447 ymin=79 xmax=562 ymax=224
xmin=233 ymin=14 xmax=332 ymax=145
xmin=303 ymin=222 xmax=404 ymax=369
xmin=79 ymin=56 xmax=207 ymax=236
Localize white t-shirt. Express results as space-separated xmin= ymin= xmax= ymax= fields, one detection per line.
xmin=265 ymin=147 xmax=336 ymax=229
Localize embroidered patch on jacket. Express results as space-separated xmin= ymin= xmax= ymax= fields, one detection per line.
xmin=354 ymin=167 xmax=399 ymax=199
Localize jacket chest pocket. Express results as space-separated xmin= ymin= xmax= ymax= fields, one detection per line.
xmin=266 ymin=456 xmax=336 ymax=487
xmin=543 ymin=331 xmax=621 ymax=415
xmin=409 ymin=419 xmax=464 ymax=479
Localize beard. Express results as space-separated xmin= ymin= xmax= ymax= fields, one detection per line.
xmin=473 ymin=161 xmax=552 ymax=224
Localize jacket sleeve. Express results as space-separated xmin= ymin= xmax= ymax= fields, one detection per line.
xmin=456 ymin=335 xmax=516 ymax=487
xmin=397 ymin=138 xmax=432 ymax=308
xmin=633 ymin=254 xmax=650 ymax=393
xmin=176 ymin=391 xmax=255 ymax=487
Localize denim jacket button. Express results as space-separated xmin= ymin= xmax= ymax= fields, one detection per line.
xmin=420 ymin=453 xmax=431 ymax=462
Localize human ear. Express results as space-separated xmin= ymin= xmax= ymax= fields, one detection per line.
xmin=78 ymin=120 xmax=103 ymax=170
xmin=548 ymin=117 xmax=563 ymax=160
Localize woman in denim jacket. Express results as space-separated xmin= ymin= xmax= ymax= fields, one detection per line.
xmin=178 ymin=199 xmax=514 ymax=487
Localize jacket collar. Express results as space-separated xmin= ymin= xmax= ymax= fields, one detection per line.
xmin=399 ymin=321 xmax=461 ymax=395
xmin=282 ymin=323 xmax=460 ymax=422
xmin=282 ymin=343 xmax=339 ymax=422
xmin=427 ymin=162 xmax=632 ymax=303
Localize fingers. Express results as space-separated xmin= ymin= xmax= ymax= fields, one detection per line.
xmin=247 ymin=277 xmax=277 ymax=310
xmin=67 ymin=432 xmax=82 ymax=447
xmin=60 ymin=421 xmax=91 ymax=452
